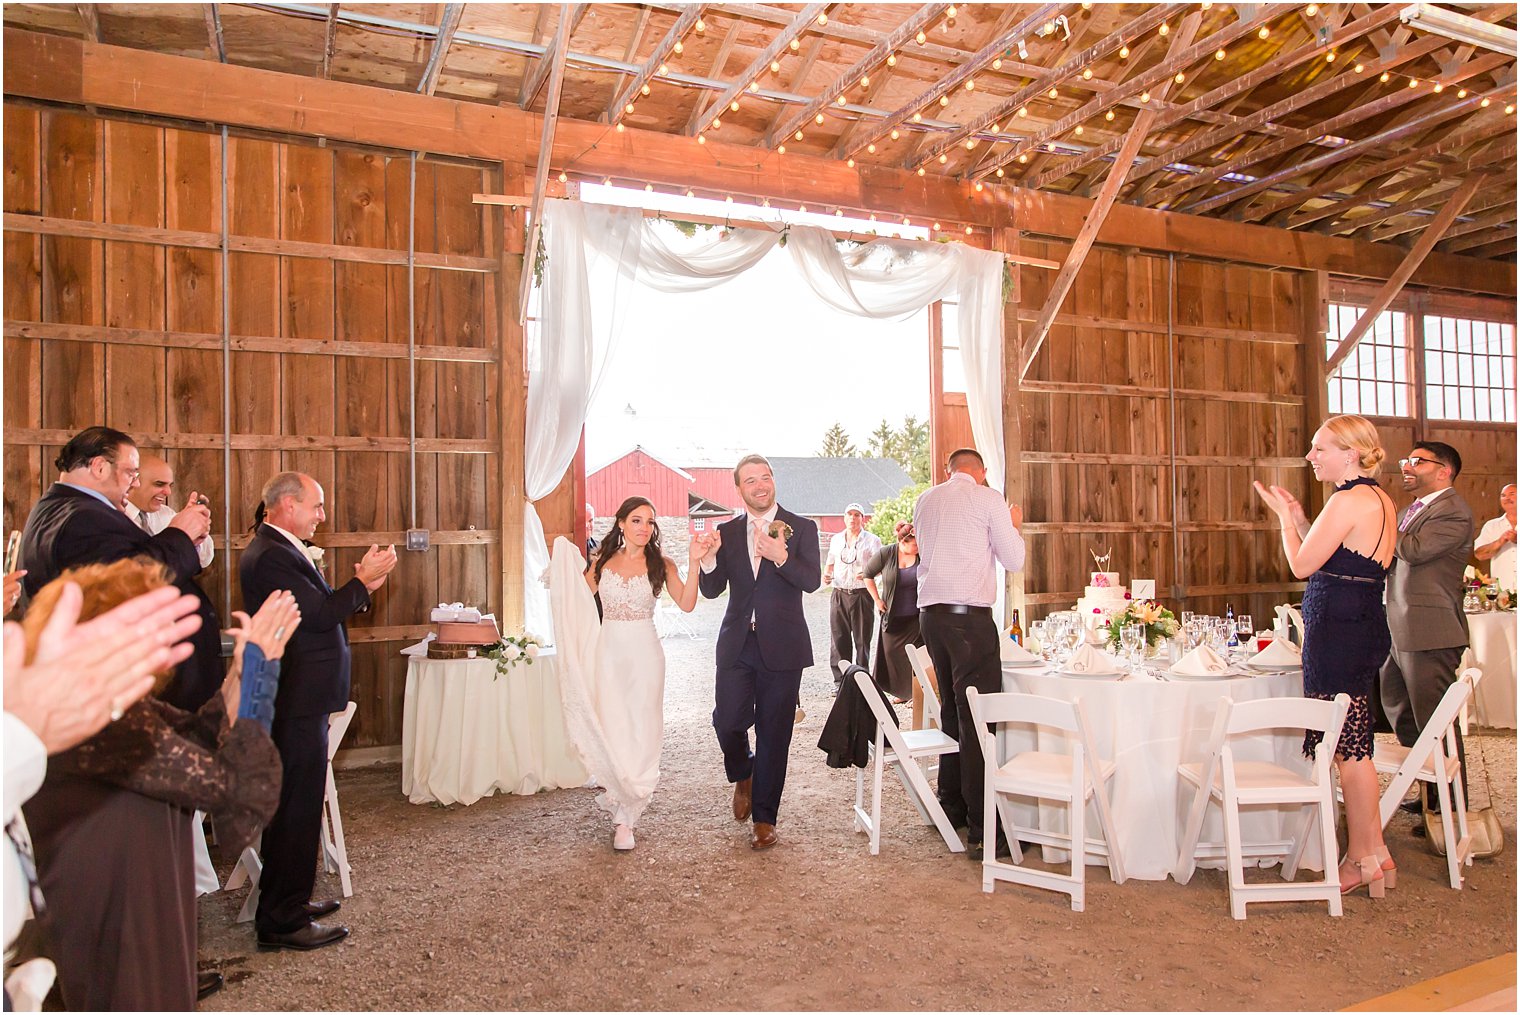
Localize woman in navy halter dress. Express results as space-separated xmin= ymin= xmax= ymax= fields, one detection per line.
xmin=1255 ymin=414 xmax=1398 ymax=899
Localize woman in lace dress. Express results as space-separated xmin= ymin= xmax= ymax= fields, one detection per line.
xmin=550 ymin=497 xmax=704 ymax=851
xmin=1254 ymin=414 xmax=1397 ymax=898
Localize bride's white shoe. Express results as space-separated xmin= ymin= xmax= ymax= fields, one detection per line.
xmin=613 ymin=824 xmax=636 ymax=851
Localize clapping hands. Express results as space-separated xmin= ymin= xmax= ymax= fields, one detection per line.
xmin=356 ymin=544 xmax=399 ymax=591
xmin=1253 ymin=481 xmax=1307 ymax=530
xmin=168 ymin=491 xmax=212 ymax=543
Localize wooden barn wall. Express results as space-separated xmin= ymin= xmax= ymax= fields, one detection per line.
xmin=1015 ymin=241 xmax=1312 ymax=626
xmin=1 ymin=103 xmax=529 ymax=750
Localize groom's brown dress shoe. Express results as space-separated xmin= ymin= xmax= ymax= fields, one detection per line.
xmin=304 ymin=899 xmax=341 ymax=919
xmin=256 ymin=921 xmax=349 ymax=952
xmin=750 ymin=822 xmax=778 ymax=850
xmin=732 ymin=776 xmax=752 ymax=821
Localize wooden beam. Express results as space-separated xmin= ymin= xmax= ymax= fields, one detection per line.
xmin=766 ymin=3 xmax=947 ymax=150
xmin=520 ymin=4 xmax=587 ymax=110
xmin=416 ymin=3 xmax=464 ymax=97
xmin=621 ymin=6 xmax=651 ymax=64
xmin=205 ymin=3 xmax=225 ymax=63
xmin=684 ymin=20 xmax=744 ymax=135
xmin=1433 ymin=200 xmax=1518 ymax=244
xmin=976 ymin=4 xmax=1281 ymax=181
xmin=912 ymin=4 xmax=1175 ymax=171
xmin=321 ymin=3 xmax=340 ymax=79
xmin=1324 ymin=173 xmax=1486 ymax=374
xmin=843 ymin=4 xmax=1063 ymax=160
xmin=76 ymin=3 xmax=100 ymax=42
xmin=1242 ymin=118 xmax=1517 ymax=223
xmin=519 ymin=5 xmax=572 ymax=324
xmin=1176 ymin=82 xmax=1516 ymax=215
xmin=1020 ymin=13 xmax=1201 ymax=380
xmin=4 ymin=27 xmax=1512 ymax=296
xmin=605 ymin=5 xmax=706 ymax=127
xmin=1118 ymin=25 xmax=1447 ymax=194
xmin=1337 ymin=173 xmax=1514 ymax=239
xmin=688 ymin=3 xmax=829 ymax=138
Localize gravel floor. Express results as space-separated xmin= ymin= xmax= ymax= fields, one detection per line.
xmin=198 ymin=592 xmax=1517 ymax=1011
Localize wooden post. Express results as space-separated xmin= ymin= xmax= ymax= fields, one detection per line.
xmin=995 ymin=226 xmax=1025 ymax=627
xmin=1299 ymin=270 xmax=1330 ymax=518
xmin=497 ymin=144 xmax=528 ymax=628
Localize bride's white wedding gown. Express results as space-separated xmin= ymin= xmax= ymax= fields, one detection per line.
xmin=549 ymin=538 xmax=665 ymax=828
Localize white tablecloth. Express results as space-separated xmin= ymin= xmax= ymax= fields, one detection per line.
xmin=1464 ymin=612 xmax=1517 ymax=729
xmin=999 ymin=664 xmax=1318 ymax=881
xmin=401 ymin=652 xmax=588 ymax=805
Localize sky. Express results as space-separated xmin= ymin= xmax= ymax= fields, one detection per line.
xmin=576 ymin=185 xmax=933 ymax=470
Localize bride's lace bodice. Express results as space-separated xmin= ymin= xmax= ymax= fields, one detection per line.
xmin=599 ymin=570 xmax=657 ymax=621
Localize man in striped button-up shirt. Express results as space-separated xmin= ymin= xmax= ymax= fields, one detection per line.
xmin=913 ymin=447 xmax=1026 ymax=861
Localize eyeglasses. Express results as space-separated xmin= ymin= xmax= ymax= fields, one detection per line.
xmin=1398 ymin=456 xmax=1440 ymax=469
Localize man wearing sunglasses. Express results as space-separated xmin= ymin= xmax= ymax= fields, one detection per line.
xmin=1380 ymin=441 xmax=1475 ymax=818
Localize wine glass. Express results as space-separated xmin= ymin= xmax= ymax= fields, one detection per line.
xmin=1484 ymin=583 xmax=1500 ymax=611
xmin=1120 ymin=623 xmax=1144 ymax=671
xmin=1180 ymin=611 xmax=1196 ymax=627
xmin=1029 ymin=620 xmax=1048 ymax=660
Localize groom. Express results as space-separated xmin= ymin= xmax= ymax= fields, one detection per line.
xmin=699 ymin=454 xmax=821 ymax=850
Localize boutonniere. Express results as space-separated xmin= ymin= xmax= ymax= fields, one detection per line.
xmin=304 ymin=544 xmax=326 ymax=573
xmin=767 ymin=520 xmax=793 ymax=542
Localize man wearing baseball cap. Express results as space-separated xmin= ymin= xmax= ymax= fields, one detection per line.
xmin=823 ymin=502 xmax=882 ymax=692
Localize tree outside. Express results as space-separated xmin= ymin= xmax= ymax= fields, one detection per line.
xmin=866 ymin=481 xmax=929 ymax=544
xmin=817 ymin=422 xmax=858 ymax=457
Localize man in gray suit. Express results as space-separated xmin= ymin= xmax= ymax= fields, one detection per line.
xmin=1380 ymin=440 xmax=1474 ymax=811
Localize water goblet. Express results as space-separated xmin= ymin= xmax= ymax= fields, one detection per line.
xmin=1029 ymin=620 xmax=1048 ymax=660
xmin=1180 ymin=611 xmax=1196 ymax=627
xmin=1120 ymin=623 xmax=1144 ymax=671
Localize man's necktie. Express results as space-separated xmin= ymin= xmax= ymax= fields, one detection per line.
xmin=751 ymin=520 xmax=763 ymax=577
xmin=1399 ymin=498 xmax=1426 ymax=532
xmin=136 ymin=509 xmax=154 ymax=534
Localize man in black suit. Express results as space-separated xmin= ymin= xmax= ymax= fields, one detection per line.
xmin=698 ymin=454 xmax=821 ymax=850
xmin=17 ymin=426 xmax=220 ymax=711
xmin=240 ymin=471 xmax=396 ymax=951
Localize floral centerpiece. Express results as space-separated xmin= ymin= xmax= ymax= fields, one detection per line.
xmin=481 ymin=632 xmax=545 ymax=678
xmin=1102 ymin=599 xmax=1180 ymax=652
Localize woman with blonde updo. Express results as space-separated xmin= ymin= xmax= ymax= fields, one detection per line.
xmin=1254 ymin=414 xmax=1397 ymax=898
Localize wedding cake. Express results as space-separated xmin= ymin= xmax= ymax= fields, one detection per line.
xmin=1076 ymin=571 xmax=1129 ymax=626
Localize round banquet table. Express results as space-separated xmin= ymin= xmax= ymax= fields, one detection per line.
xmin=999 ymin=662 xmax=1318 ymax=881
xmin=1462 ymin=611 xmax=1517 ymax=729
xmin=401 ymin=650 xmax=589 ymax=805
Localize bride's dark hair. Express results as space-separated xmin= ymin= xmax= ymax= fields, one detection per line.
xmin=592 ymin=496 xmax=667 ymax=599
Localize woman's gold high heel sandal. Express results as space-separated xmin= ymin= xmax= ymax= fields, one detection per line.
xmin=1340 ymin=855 xmax=1386 ymax=898
xmin=1374 ymin=845 xmax=1397 ymax=889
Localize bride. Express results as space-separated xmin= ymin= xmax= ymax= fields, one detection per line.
xmin=549 ymin=497 xmax=706 ymax=851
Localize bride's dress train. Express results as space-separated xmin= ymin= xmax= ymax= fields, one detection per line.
xmin=549 ymin=537 xmax=665 ymax=828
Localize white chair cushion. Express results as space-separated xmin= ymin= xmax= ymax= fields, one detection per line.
xmin=898 ymin=728 xmax=959 ymax=756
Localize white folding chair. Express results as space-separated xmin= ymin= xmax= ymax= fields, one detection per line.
xmin=904 ymin=643 xmax=943 ymax=731
xmin=1174 ymin=693 xmax=1348 ymax=920
xmin=850 ymin=669 xmax=964 ymax=855
xmin=224 ymin=702 xmax=358 ymax=922
xmin=321 ymin=701 xmax=358 ymax=898
xmin=966 ymin=688 xmax=1126 ymax=912
xmin=1370 ymin=670 xmax=1477 ymax=889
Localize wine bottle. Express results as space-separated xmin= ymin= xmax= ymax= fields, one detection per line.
xmin=1008 ymin=609 xmax=1023 ymax=646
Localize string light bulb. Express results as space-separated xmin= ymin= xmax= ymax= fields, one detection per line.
xmin=887 ymin=53 xmax=897 ymax=67
xmin=795 ymin=130 xmax=805 ymax=140
xmin=939 ymin=95 xmax=950 ymax=106
xmin=1018 ymin=153 xmax=1028 ymax=163
xmin=711 ymin=117 xmax=721 ymax=129
xmin=846 ymin=157 xmax=855 ymax=167
xmin=1432 ymin=82 xmax=1443 ymax=93
xmin=658 ymin=63 xmax=668 ymax=76
xmin=695 ymin=18 xmax=705 ymax=32
xmin=770 ymin=59 xmax=781 ymax=73
xmin=913 ymin=111 xmax=923 ymax=122
xmin=965 ymin=79 xmax=975 ymax=90
xmin=1140 ymin=90 xmax=1151 ymax=103
xmin=891 ymin=129 xmax=900 ymax=140
xmin=995 ymin=167 xmax=1005 ymax=177
xmin=673 ymin=40 xmax=683 ymax=54
xmin=1326 ymin=51 xmax=1335 ymax=63
xmin=916 ymin=30 xmax=926 ymax=44
xmin=860 ymin=76 xmax=870 ymax=89
xmin=1507 ymin=104 xmax=1516 ymax=114
xmin=834 ymin=208 xmax=843 ymax=216
xmin=917 ymin=167 xmax=925 ymax=176
xmin=867 ymin=143 xmax=877 ymax=153
xmin=1200 ymin=0 xmax=1211 ymax=8
xmin=1119 ymin=45 xmax=1129 ymax=59
xmin=965 ymin=225 xmax=973 ymax=235
xmin=625 ymin=102 xmax=636 ymax=114
xmin=725 ymin=195 xmax=734 ymax=204
xmin=641 ymin=83 xmax=651 ymax=95
xmin=685 ymin=188 xmax=694 ymax=198
xmin=557 ymin=171 xmax=567 ymax=183
xmin=1480 ymin=97 xmax=1491 ymax=107
xmin=974 ymin=181 xmax=984 ymax=192
xmin=789 ymin=38 xmax=800 ymax=51
xmin=1215 ymin=49 xmax=1226 ymax=60
xmin=1018 ymin=106 xmax=1028 ymax=117
xmin=797 ymin=203 xmax=806 ymax=213
xmin=947 ymin=4 xmax=957 ymax=16
xmin=817 ymin=113 xmax=826 ymax=124
xmin=1175 ymin=72 xmax=1185 ymax=83
xmin=1049 ymin=87 xmax=1059 ymax=99
xmin=777 ymin=144 xmax=786 ymax=154
xmin=993 ymin=57 xmax=1002 ymax=69
xmin=617 ymin=123 xmax=626 ymax=132
xmin=730 ymin=100 xmax=740 ymax=112
xmin=836 ymin=94 xmax=846 ymax=105
xmin=816 ymin=12 xmax=827 ymax=25
xmin=602 ymin=177 xmax=611 ymax=185
xmin=1380 ymin=71 xmax=1391 ymax=82
xmin=1074 ymin=124 xmax=1084 ymax=135
xmin=1457 ymin=88 xmax=1467 ymax=98
xmin=965 ymin=137 xmax=976 ymax=148
xmin=1353 ymin=62 xmax=1364 ymax=73
xmin=1082 ymin=67 xmax=1093 ymax=79
xmin=1306 ymin=3 xmax=1318 ymax=14
xmin=1258 ymin=26 xmax=1269 ymax=39
xmin=1158 ymin=22 xmax=1168 ymax=36
xmin=1105 ymin=109 xmax=1115 ymax=121
xmin=750 ymin=82 xmax=761 ymax=92
xmin=1408 ymin=78 xmax=1419 ymax=88
xmin=932 ymin=221 xmax=940 ymax=230
xmin=902 ymin=216 xmax=911 ymax=225
xmin=644 ymin=183 xmax=653 ymax=192
xmin=939 ymin=153 xmax=949 ymax=164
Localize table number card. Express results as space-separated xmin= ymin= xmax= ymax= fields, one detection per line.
xmin=1131 ymin=579 xmax=1156 ymax=600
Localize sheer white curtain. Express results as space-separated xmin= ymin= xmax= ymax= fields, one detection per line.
xmin=524 ymin=203 xmax=1006 ymax=637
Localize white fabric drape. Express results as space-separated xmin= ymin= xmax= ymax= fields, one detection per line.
xmin=524 ymin=201 xmax=1007 ymax=638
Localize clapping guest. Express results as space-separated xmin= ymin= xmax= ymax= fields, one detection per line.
xmin=862 ymin=522 xmax=923 ymax=703
xmin=19 ymin=560 xmax=294 ymax=1010
xmin=5 ymin=581 xmax=202 ymax=953
xmin=1254 ymin=414 xmax=1397 ymax=896
xmin=1474 ymin=482 xmax=1517 ymax=590
xmin=125 ymin=454 xmax=216 ymax=570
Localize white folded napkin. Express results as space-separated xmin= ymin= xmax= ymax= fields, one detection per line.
xmin=400 ymin=634 xmax=435 ymax=656
xmin=1064 ymin=644 xmax=1121 ymax=675
xmin=1250 ymin=637 xmax=1302 ymax=667
xmin=1274 ymin=604 xmax=1305 ymax=642
xmin=1000 ymin=638 xmax=1041 ymax=664
xmin=1171 ymin=644 xmax=1231 ymax=676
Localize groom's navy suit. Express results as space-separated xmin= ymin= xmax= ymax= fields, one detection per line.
xmin=699 ymin=506 xmax=820 ymax=826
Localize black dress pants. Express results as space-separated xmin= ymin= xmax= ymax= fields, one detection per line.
xmin=919 ymin=608 xmax=1002 ymax=844
xmin=255 ymin=711 xmax=329 ymax=935
xmin=829 ymin=587 xmax=875 ymax=684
